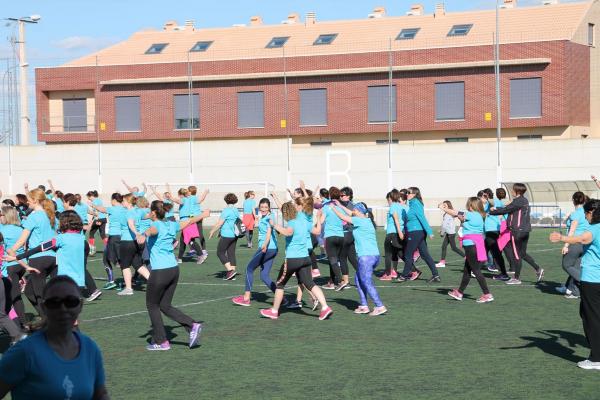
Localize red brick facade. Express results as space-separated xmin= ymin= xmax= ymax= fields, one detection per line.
xmin=35 ymin=40 xmax=590 ymax=143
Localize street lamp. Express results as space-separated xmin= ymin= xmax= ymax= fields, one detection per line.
xmin=6 ymin=15 xmax=41 ymax=146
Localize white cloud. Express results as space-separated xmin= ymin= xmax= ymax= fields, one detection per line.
xmin=51 ymin=36 xmax=117 ymax=52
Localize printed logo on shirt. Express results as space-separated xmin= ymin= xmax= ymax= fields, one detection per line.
xmin=63 ymin=375 xmax=74 ymax=400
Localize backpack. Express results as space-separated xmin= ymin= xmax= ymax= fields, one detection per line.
xmin=234 ymin=218 xmax=247 ymax=238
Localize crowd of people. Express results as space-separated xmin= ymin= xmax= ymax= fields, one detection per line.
xmin=0 ymin=176 xmax=599 ymax=399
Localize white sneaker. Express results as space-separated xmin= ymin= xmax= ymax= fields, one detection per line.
xmin=506 ymin=278 xmax=522 ymax=285
xmin=117 ymin=288 xmax=134 ymax=296
xmin=435 ymin=262 xmax=446 ymax=268
xmin=87 ymin=289 xmax=102 ymax=302
xmin=196 ymin=254 xmax=208 ymax=265
xmin=577 ymin=359 xmax=600 ymax=370
xmin=177 ymin=258 xmax=183 ymax=264
xmin=89 ymin=246 xmax=96 ymax=256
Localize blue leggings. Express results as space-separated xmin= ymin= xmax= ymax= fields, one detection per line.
xmin=355 ymin=255 xmax=384 ymax=308
xmin=245 ymin=249 xmax=278 ymax=292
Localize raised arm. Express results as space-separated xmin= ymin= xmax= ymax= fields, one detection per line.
xmin=121 ymin=179 xmax=134 ymax=193
xmin=180 ymin=209 xmax=210 ymax=230
xmin=89 ymin=201 xmax=108 ymax=214
xmin=592 ymin=175 xmax=600 ymax=190
xmin=439 ymin=204 xmax=465 ymax=222
xmin=141 ymin=182 xmax=147 ymax=193
xmin=199 ymin=189 xmax=209 ymax=203
xmin=150 ymin=186 xmax=163 ymax=201
xmin=270 ymin=191 xmax=283 ymax=209
xmin=47 ymin=179 xmax=56 ymax=194
xmin=299 ymin=180 xmax=309 ymax=198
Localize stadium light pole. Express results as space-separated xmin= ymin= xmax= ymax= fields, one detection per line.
xmin=495 ymin=1 xmax=502 ymax=188
xmin=283 ymin=45 xmax=291 ymax=192
xmin=6 ymin=15 xmax=40 ymax=146
xmin=387 ymin=38 xmax=394 ymax=191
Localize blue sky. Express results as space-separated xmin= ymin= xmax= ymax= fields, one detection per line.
xmin=0 ymin=0 xmax=582 ymax=143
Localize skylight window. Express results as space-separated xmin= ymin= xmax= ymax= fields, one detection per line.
xmin=145 ymin=43 xmax=168 ymax=54
xmin=190 ymin=41 xmax=213 ymax=52
xmin=313 ymin=34 xmax=338 ymax=45
xmin=396 ymin=28 xmax=420 ymax=40
xmin=266 ymin=36 xmax=290 ymax=48
xmin=448 ymin=24 xmax=473 ymax=37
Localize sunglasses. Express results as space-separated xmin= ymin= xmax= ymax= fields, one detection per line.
xmin=43 ymin=296 xmax=82 ymax=309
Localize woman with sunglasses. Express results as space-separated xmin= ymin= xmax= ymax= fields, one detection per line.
xmin=0 ymin=275 xmax=110 ymax=399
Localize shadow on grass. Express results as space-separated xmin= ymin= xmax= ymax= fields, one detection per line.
xmin=330 ymin=297 xmax=360 ymax=310
xmin=500 ymin=330 xmax=587 ymax=363
xmin=535 ymin=281 xmax=566 ymax=295
xmin=409 ymin=287 xmax=477 ymax=300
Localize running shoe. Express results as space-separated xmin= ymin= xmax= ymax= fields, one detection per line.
xmin=224 ymin=270 xmax=238 ymax=281
xmin=189 ymin=323 xmax=202 ymax=348
xmin=577 ymin=360 xmax=600 ymax=370
xmin=506 ymin=278 xmax=522 ymax=285
xmin=286 ymin=301 xmax=302 ymax=309
xmin=187 ymin=250 xmax=197 ymax=257
xmin=86 ymin=290 xmax=102 ymax=302
xmin=311 ymin=298 xmax=320 ymax=311
xmin=409 ymin=270 xmax=422 ymax=281
xmin=89 ymin=246 xmax=96 ymax=256
xmin=536 ymin=268 xmax=545 ymax=283
xmin=335 ymin=282 xmax=349 ymax=291
xmin=390 ymin=270 xmax=398 ymax=279
xmin=487 ymin=265 xmax=499 ymax=273
xmin=471 ymin=272 xmax=476 ymax=278
xmin=146 ymin=341 xmax=171 ymax=351
xmin=427 ymin=275 xmax=441 ymax=283
xmin=555 ymin=285 xmax=567 ymax=294
xmin=318 ymin=306 xmax=333 ymax=320
xmin=177 ymin=258 xmax=183 ymax=264
xmin=476 ymin=293 xmax=494 ymax=303
xmin=117 ymin=288 xmax=134 ymax=296
xmin=321 ymin=283 xmax=335 ymax=290
xmin=247 ymin=244 xmax=252 ymax=249
xmin=196 ymin=254 xmax=208 ymax=265
xmin=354 ymin=306 xmax=370 ymax=314
xmin=379 ymin=274 xmax=392 ymax=281
xmin=232 ymin=296 xmax=250 ymax=307
xmin=369 ymin=306 xmax=387 ymax=316
xmin=312 ymin=269 xmax=321 ymax=278
xmin=564 ymin=293 xmax=580 ymax=299
xmin=492 ymin=274 xmax=510 ymax=281
xmin=260 ymin=308 xmax=279 ymax=320
xmin=435 ymin=261 xmax=446 ymax=269
xmin=448 ymin=289 xmax=463 ymax=301
xmin=103 ymin=281 xmax=117 ymax=290
xmin=396 ymin=276 xmax=408 ymax=282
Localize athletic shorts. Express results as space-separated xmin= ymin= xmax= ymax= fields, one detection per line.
xmin=119 ymin=240 xmax=142 ymax=269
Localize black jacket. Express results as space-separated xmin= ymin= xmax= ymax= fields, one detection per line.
xmin=488 ymin=196 xmax=531 ymax=234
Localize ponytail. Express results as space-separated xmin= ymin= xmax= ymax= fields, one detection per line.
xmin=151 ymin=200 xmax=166 ymax=220
xmin=41 ymin=199 xmax=56 ymax=224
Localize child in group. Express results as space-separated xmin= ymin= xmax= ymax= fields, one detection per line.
xmin=436 ymin=201 xmax=465 ymax=269
xmin=242 ymin=191 xmax=257 ymax=249
xmin=382 ymin=189 xmax=406 ymax=280
xmin=208 ymin=193 xmax=240 ymax=280
xmin=442 ymin=198 xmax=494 ymax=303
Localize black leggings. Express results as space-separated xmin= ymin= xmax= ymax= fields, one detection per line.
xmin=581 ymin=281 xmax=600 ymax=362
xmin=325 ymin=236 xmax=344 ymax=285
xmin=217 ymin=237 xmax=237 ymax=266
xmin=340 ymin=231 xmax=358 ymax=275
xmin=276 ymin=257 xmax=315 ymax=290
xmin=82 ymin=241 xmax=97 ymax=295
xmin=509 ymin=231 xmax=540 ymax=279
xmin=458 ymin=245 xmax=490 ymax=295
xmin=8 ymin=264 xmax=26 ymax=326
xmin=146 ymin=267 xmax=196 ymax=344
xmin=25 ymin=256 xmax=57 ymax=318
xmin=310 ymin=234 xmax=319 ymax=270
xmin=104 ymin=235 xmax=120 ymax=267
xmin=177 ymin=232 xmax=202 ymax=259
xmin=441 ymin=234 xmax=465 ymax=260
xmin=384 ymin=233 xmax=403 ymax=274
xmin=89 ymin=218 xmax=107 ymax=240
xmin=196 ymin=220 xmax=206 ymax=251
xmin=401 ymin=230 xmax=438 ymax=278
xmin=484 ymin=231 xmax=507 ymax=275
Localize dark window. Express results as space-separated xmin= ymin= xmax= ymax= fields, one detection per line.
xmin=115 ymin=96 xmax=141 ymax=132
xmin=314 ymin=34 xmax=338 ymax=45
xmin=448 ymin=24 xmax=473 ymax=37
xmin=445 ymin=137 xmax=468 ymax=143
xmin=517 ymin=135 xmax=542 ymax=140
xmin=174 ymin=94 xmax=199 ymax=129
xmin=368 ymin=85 xmax=397 ymax=123
xmin=62 ymin=98 xmax=87 ymax=132
xmin=396 ymin=28 xmax=420 ymax=40
xmin=145 ymin=43 xmax=168 ymax=54
xmin=238 ymin=92 xmax=264 ymax=128
xmin=190 ymin=41 xmax=213 ymax=52
xmin=510 ymin=78 xmax=542 ymax=118
xmin=589 ymin=23 xmax=595 ymax=46
xmin=376 ymin=139 xmax=399 ymax=144
xmin=435 ymin=82 xmax=465 ymax=120
xmin=266 ymin=37 xmax=289 ymax=48
xmin=300 ymin=89 xmax=327 ymax=126
xmin=310 ymin=141 xmax=332 ymax=146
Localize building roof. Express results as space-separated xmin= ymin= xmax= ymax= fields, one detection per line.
xmin=63 ymin=1 xmax=592 ymax=67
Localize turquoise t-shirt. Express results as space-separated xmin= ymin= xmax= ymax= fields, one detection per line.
xmin=567 ymin=207 xmax=590 ymax=236
xmin=0 ymin=224 xmax=24 ymax=274
xmin=136 ymin=208 xmax=151 ymax=233
xmin=133 ymin=191 xmax=146 ymax=197
xmin=298 ymin=211 xmax=314 ymax=249
xmin=147 ymin=220 xmax=179 ymax=269
xmin=351 ymin=216 xmax=379 ymax=257
xmin=178 ymin=197 xmax=192 ymax=220
xmin=582 ymin=223 xmax=600 ymax=283
xmin=55 ymin=232 xmax=85 ymax=287
xmin=462 ymin=211 xmax=485 ymax=246
xmin=484 ymin=202 xmax=501 ymax=232
xmin=190 ymin=195 xmax=202 ymax=216
xmin=54 ymin=197 xmax=65 ymax=213
xmin=92 ymin=198 xmax=106 ymax=219
xmin=257 ymin=214 xmax=277 ymax=250
xmin=243 ymin=199 xmax=256 ymax=215
xmin=285 ymin=217 xmax=309 ymax=258
xmin=406 ymin=199 xmax=433 ymax=235
xmin=163 ymin=199 xmax=175 ymax=218
xmin=219 ymin=206 xmax=239 ymax=238
xmin=74 ymin=203 xmax=89 ymax=225
xmin=0 ymin=330 xmax=105 ymax=400
xmin=386 ymin=203 xmax=403 ymax=234
xmin=22 ymin=210 xmax=56 ymax=259
xmin=121 ymin=208 xmax=136 ymax=241
xmin=106 ymin=206 xmax=125 ymax=236
xmin=323 ymin=204 xmax=344 ymax=238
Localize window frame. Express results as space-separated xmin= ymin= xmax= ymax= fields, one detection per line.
xmin=145 ymin=43 xmax=168 ymax=54
xmin=237 ymin=91 xmax=265 ymax=129
xmin=396 ymin=28 xmax=420 ymax=40
xmin=435 ymin=81 xmax=465 ymax=122
xmin=509 ymin=77 xmax=542 ymax=119
xmin=115 ymin=96 xmax=141 ymax=132
xmin=589 ymin=23 xmax=595 ymax=47
xmin=299 ymin=88 xmax=328 ymax=127
xmin=173 ymin=94 xmax=200 ymax=131
xmin=313 ymin=34 xmax=338 ymax=46
xmin=266 ymin=36 xmax=290 ymax=49
xmin=190 ymin=41 xmax=213 ymax=52
xmin=62 ymin=98 xmax=88 ymax=132
xmin=368 ymin=85 xmax=397 ymax=124
xmin=447 ymin=24 xmax=473 ymax=37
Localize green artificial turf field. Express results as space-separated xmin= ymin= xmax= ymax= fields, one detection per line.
xmin=3 ymin=229 xmax=599 ymax=399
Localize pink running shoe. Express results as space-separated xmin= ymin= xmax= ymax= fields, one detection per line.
xmin=354 ymin=306 xmax=370 ymax=314
xmin=409 ymin=270 xmax=422 ymax=281
xmin=369 ymin=306 xmax=387 ymax=316
xmin=260 ymin=308 xmax=279 ymax=320
xmin=319 ymin=306 xmax=333 ymax=320
xmin=312 ymin=269 xmax=321 ymax=278
xmin=390 ymin=270 xmax=398 ymax=279
xmin=232 ymin=296 xmax=250 ymax=307
xmin=379 ymin=274 xmax=392 ymax=281
xmin=448 ymin=289 xmax=463 ymax=301
xmin=476 ymin=293 xmax=494 ymax=303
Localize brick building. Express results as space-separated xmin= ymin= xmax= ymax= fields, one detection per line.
xmin=35 ymin=0 xmax=600 ymax=145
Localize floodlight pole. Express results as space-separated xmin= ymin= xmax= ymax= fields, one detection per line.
xmin=387 ymin=38 xmax=393 ymax=191
xmin=495 ymin=0 xmax=503 ymax=188
xmin=283 ymin=46 xmax=291 ymax=192
xmin=187 ymin=51 xmax=194 ymax=184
